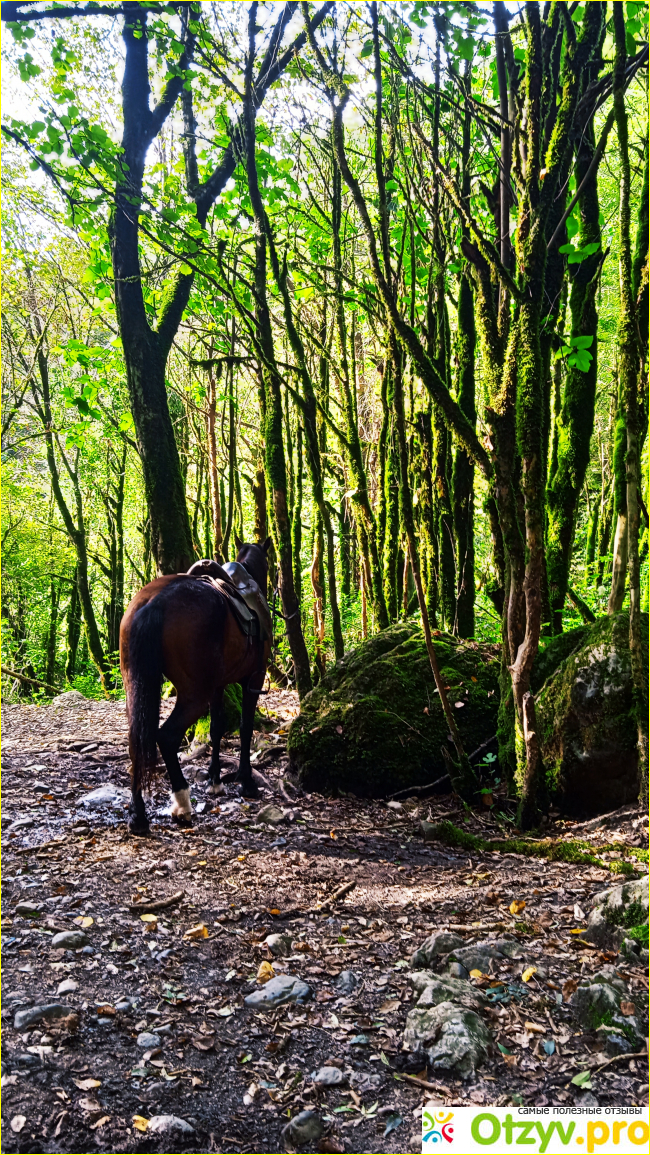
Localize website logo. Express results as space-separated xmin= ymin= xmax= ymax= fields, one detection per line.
xmin=423 ymin=1109 xmax=455 ymax=1145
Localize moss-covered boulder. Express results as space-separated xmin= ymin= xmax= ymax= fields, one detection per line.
xmin=287 ymin=622 xmax=500 ymax=796
xmin=536 ymin=612 xmax=647 ymax=815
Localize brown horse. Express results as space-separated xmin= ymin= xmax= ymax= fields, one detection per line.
xmin=119 ymin=539 xmax=271 ymax=834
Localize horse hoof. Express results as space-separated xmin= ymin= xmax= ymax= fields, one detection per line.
xmin=207 ymin=781 xmax=226 ymax=797
xmin=171 ymin=814 xmax=193 ymax=828
xmin=128 ymin=818 xmax=150 ymax=836
xmin=239 ymin=783 xmax=259 ymax=800
xmin=170 ymin=787 xmax=193 ymax=820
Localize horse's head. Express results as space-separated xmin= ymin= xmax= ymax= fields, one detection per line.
xmin=235 ymin=535 xmax=271 ymax=590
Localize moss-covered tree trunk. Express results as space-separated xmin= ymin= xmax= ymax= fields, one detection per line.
xmin=242 ymin=30 xmax=312 ymax=697
xmin=612 ymin=3 xmax=648 ymax=805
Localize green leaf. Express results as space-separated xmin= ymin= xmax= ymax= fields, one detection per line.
xmin=571 ymin=1069 xmax=593 ymax=1088
xmin=384 ymin=1113 xmax=403 ymax=1137
xmin=571 ymin=335 xmax=594 ymax=350
xmin=360 ymin=40 xmax=373 ymax=57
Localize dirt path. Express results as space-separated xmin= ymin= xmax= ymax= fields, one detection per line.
xmin=1 ymin=694 xmax=648 ymax=1154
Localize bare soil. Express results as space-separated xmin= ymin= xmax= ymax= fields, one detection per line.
xmin=1 ymin=692 xmax=648 ymax=1154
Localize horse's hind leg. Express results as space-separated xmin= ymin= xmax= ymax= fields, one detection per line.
xmin=157 ymin=698 xmax=201 ymax=824
xmin=237 ymin=677 xmax=259 ymax=799
xmin=207 ymin=687 xmax=227 ymax=793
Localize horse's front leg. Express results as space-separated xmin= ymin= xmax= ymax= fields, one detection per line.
xmin=207 ymin=687 xmax=227 ymax=794
xmin=157 ymin=699 xmax=195 ymax=824
xmin=237 ymin=676 xmax=259 ymax=799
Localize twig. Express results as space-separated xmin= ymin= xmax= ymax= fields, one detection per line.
xmin=389 ymin=775 xmax=450 ymax=800
xmin=179 ymin=743 xmax=209 ymax=766
xmin=594 ymin=1051 xmax=648 ymax=1075
xmin=12 ymin=837 xmax=67 ymax=855
xmin=401 ymin=1073 xmax=453 ymax=1096
xmin=129 ymin=890 xmax=185 ymax=914
xmin=314 ymin=880 xmax=356 ymax=911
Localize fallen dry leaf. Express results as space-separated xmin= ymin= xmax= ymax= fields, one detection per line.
xmin=140 ymin=913 xmax=158 ymax=924
xmin=524 ymin=1021 xmax=546 ymax=1034
xmin=509 ymin=899 xmax=526 ymax=915
xmin=184 ymin=923 xmax=209 ymax=940
xmin=96 ymin=1005 xmax=116 ymax=1016
xmin=469 ymin=969 xmax=484 ymax=979
xmin=73 ymin=916 xmax=93 ymax=928
xmin=562 ymin=977 xmax=578 ymax=1001
xmin=10 ymin=1116 xmax=26 ymax=1133
xmin=90 ymin=1116 xmax=110 ymax=1130
xmin=73 ymin=1079 xmax=101 ymax=1091
xmin=292 ymin=941 xmax=311 ymax=952
xmin=486 ymin=891 xmax=500 ymax=905
xmin=132 ymin=1115 xmax=149 ymax=1133
xmin=257 ymin=960 xmax=275 ymax=984
xmin=192 ymin=1035 xmax=215 ymax=1051
xmin=522 ymin=966 xmax=537 ymax=983
xmin=378 ymin=999 xmax=401 ymax=1014
xmin=620 ymin=1001 xmax=636 ymax=1017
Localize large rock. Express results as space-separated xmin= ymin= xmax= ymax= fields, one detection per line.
xmin=403 ymin=1000 xmax=491 ymax=1080
xmin=409 ymin=971 xmax=486 ymax=1012
xmin=535 ymin=612 xmax=648 ymax=814
xmin=584 ymin=876 xmax=648 ymax=951
xmin=288 ymin=622 xmax=500 ymax=796
xmin=570 ymin=966 xmax=648 ymax=1048
xmin=243 ymin=974 xmax=312 ymax=1009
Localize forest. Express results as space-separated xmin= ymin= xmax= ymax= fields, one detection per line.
xmin=2 ymin=4 xmax=650 ymax=1151
xmin=1 ymin=0 xmax=648 ymax=826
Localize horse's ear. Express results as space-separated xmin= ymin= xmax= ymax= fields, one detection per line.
xmin=234 ymin=534 xmax=244 ymax=552
xmin=261 ymin=536 xmax=273 ymax=554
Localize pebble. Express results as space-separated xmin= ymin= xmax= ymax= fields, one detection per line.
xmin=147 ymin=1115 xmax=194 ymax=1134
xmin=24 ymin=766 xmax=47 ymax=775
xmin=264 ymin=933 xmax=293 ymax=957
xmin=32 ymin=781 xmax=50 ymax=792
xmin=244 ymin=974 xmax=312 ymax=1008
xmin=282 ymin=1109 xmax=324 ymax=1145
xmin=14 ymin=1003 xmax=73 ymax=1031
xmin=311 ymin=1065 xmax=345 ymax=1086
xmin=51 ymin=690 xmax=87 ymax=706
xmin=51 ymin=930 xmax=89 ymax=950
xmin=56 ymin=978 xmax=78 ymax=996
xmin=136 ymin=1031 xmax=162 ymax=1049
xmin=14 ymin=902 xmax=43 ymax=918
xmin=7 ymin=818 xmax=35 ymax=832
xmin=77 ymin=784 xmax=130 ymax=810
xmin=257 ymin=804 xmax=286 ymax=825
xmin=335 ymin=969 xmax=359 ymax=993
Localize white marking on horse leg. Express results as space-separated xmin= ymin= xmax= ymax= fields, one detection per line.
xmin=170 ymin=788 xmax=192 ymax=818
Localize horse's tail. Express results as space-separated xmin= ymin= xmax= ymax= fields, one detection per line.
xmin=127 ymin=595 xmax=164 ymax=796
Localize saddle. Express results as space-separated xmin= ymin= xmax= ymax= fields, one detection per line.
xmin=186 ymin=559 xmax=272 ymax=643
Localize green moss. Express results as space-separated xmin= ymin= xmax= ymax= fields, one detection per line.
xmin=530 ymin=625 xmax=589 ymax=694
xmin=426 ymin=821 xmax=645 ymax=873
xmin=288 ymin=622 xmax=500 ymax=796
xmin=627 ymin=924 xmax=649 ymax=946
xmin=604 ymin=897 xmax=648 ymax=930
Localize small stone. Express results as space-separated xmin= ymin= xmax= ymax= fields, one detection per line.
xmin=311 ymin=1065 xmax=345 ymax=1086
xmin=56 ymin=978 xmax=78 ymax=996
xmin=244 ymin=974 xmax=312 ymax=1008
xmin=410 ymin=931 xmax=465 ymax=968
xmin=32 ymin=781 xmax=50 ymax=792
xmin=51 ymin=690 xmax=87 ymax=705
xmin=264 ymin=933 xmax=293 ymax=957
xmin=14 ymin=902 xmax=43 ymax=919
xmin=14 ymin=1003 xmax=74 ymax=1031
xmin=282 ymin=1109 xmax=324 ymax=1145
xmin=7 ymin=817 xmax=35 ymax=833
xmin=51 ymin=930 xmax=89 ymax=950
xmin=257 ymin=804 xmax=286 ymax=825
xmin=448 ymin=961 xmax=470 ymax=980
xmin=147 ymin=1115 xmax=194 ymax=1134
xmin=335 ymin=969 xmax=359 ymax=993
xmin=409 ymin=971 xmax=485 ymax=1012
xmin=115 ymin=1000 xmax=133 ymax=1013
xmin=387 ymin=801 xmax=403 ymax=811
xmin=77 ymin=784 xmax=130 ymax=810
xmin=136 ymin=1031 xmax=161 ymax=1049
